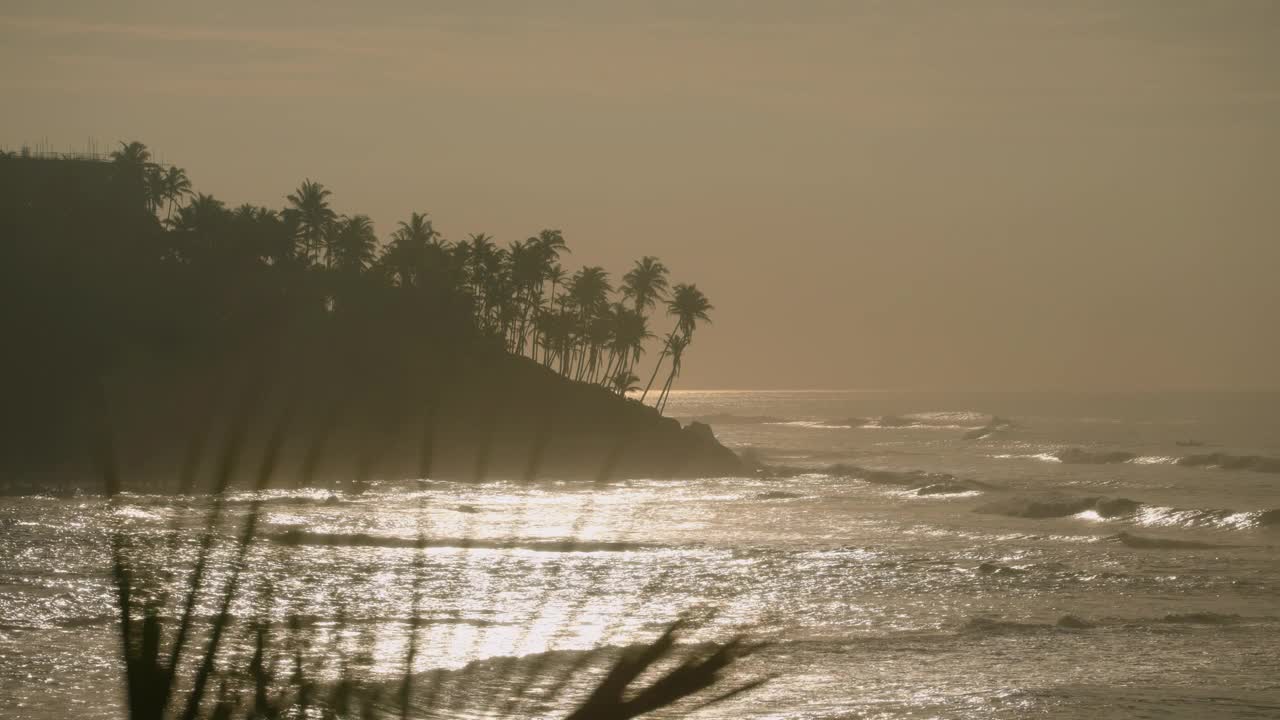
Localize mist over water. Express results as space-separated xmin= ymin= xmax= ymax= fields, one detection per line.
xmin=3 ymin=390 xmax=1278 ymax=718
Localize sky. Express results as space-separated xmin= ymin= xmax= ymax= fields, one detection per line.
xmin=3 ymin=1 xmax=1278 ymax=390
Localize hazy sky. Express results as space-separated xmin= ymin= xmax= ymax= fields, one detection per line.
xmin=3 ymin=1 xmax=1278 ymax=390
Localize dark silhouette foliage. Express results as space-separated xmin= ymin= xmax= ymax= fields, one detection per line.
xmin=0 ymin=142 xmax=737 ymax=490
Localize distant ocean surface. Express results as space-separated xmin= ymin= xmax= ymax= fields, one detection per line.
xmin=3 ymin=390 xmax=1279 ymax=718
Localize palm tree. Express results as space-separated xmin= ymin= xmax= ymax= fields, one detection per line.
xmin=655 ymin=332 xmax=690 ymax=413
xmin=110 ymin=141 xmax=156 ymax=210
xmin=144 ymin=165 xmax=166 ymax=214
xmin=610 ymin=369 xmax=642 ymax=395
xmin=158 ymin=166 xmax=192 ymax=221
xmin=641 ymin=283 xmax=712 ymax=405
xmin=169 ymin=193 xmax=230 ymax=260
xmin=286 ymin=180 xmax=337 ymax=267
xmin=397 ymin=212 xmax=440 ymax=244
xmin=110 ymin=140 xmax=151 ymax=168
xmin=545 ymin=264 xmax=566 ymax=306
xmin=329 ymin=214 xmax=378 ymax=273
xmin=599 ymin=304 xmax=652 ymax=387
xmin=621 ymin=256 xmax=670 ymax=314
xmin=380 ymin=212 xmax=443 ymax=288
xmin=668 ymin=282 xmax=713 ymax=339
xmin=230 ymin=204 xmax=293 ymax=266
xmin=171 ymin=193 xmax=227 ymax=233
xmin=564 ymin=267 xmax=611 ymax=379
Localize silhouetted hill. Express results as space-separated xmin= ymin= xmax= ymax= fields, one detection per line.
xmin=0 ymin=152 xmax=740 ymax=492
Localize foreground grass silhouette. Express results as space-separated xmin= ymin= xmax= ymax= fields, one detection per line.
xmin=95 ymin=368 xmax=769 ymax=719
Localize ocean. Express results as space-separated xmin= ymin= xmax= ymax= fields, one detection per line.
xmin=2 ymin=390 xmax=1278 ymax=718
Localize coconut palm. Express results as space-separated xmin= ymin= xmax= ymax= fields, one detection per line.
xmin=171 ymin=193 xmax=228 ymax=234
xmin=395 ymin=212 xmax=440 ymax=247
xmin=110 ymin=140 xmax=152 ymax=168
xmin=110 ymin=141 xmax=156 ymax=211
xmin=655 ymin=332 xmax=690 ymax=413
xmin=229 ymin=204 xmax=294 ymax=266
xmin=609 ymin=369 xmax=642 ymax=395
xmin=668 ymin=283 xmax=713 ymax=339
xmin=330 ymin=214 xmax=378 ymax=273
xmin=567 ymin=267 xmax=611 ymax=318
xmin=621 ymin=256 xmax=670 ymax=314
xmin=600 ymin=305 xmax=652 ymax=387
xmin=286 ymin=180 xmax=337 ymax=266
xmin=641 ymin=283 xmax=712 ymax=404
xmin=381 ymin=212 xmax=445 ymax=288
xmin=157 ymin=166 xmax=192 ymax=221
xmin=144 ymin=164 xmax=166 ymax=214
xmin=531 ymin=264 xmax=567 ymax=362
xmin=462 ymin=234 xmax=496 ymax=294
xmin=564 ymin=267 xmax=612 ymax=377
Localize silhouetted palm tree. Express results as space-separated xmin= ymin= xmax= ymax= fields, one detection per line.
xmin=668 ymin=283 xmax=713 ymax=339
xmin=110 ymin=140 xmax=156 ymax=211
xmin=171 ymin=193 xmax=227 ymax=233
xmin=110 ymin=140 xmax=152 ymax=168
xmin=59 ymin=140 xmax=726 ymax=416
xmin=230 ymin=204 xmax=294 ymax=266
xmin=398 ymin=212 xmax=440 ymax=244
xmin=642 ymin=283 xmax=712 ymax=403
xmin=621 ymin=256 xmax=670 ymax=315
xmin=286 ymin=180 xmax=337 ymax=266
xmin=170 ymin=193 xmax=230 ymax=260
xmin=655 ymin=332 xmax=690 ymax=413
xmin=600 ymin=304 xmax=652 ymax=387
xmin=610 ymin=369 xmax=642 ymax=394
xmin=330 ymin=214 xmax=378 ymax=273
xmin=158 ymin=166 xmax=192 ymax=221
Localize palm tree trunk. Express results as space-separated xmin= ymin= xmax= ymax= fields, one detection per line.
xmin=600 ymin=352 xmax=617 ymax=387
xmin=656 ymin=369 xmax=677 ymax=413
xmin=640 ymin=344 xmax=669 ymax=402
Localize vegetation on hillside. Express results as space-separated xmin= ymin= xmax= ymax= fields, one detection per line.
xmin=104 ymin=141 xmax=712 ymax=408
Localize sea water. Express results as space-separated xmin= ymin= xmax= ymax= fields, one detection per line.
xmin=2 ymin=390 xmax=1278 ymax=718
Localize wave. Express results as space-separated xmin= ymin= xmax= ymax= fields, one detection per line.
xmin=974 ymin=495 xmax=1142 ymax=520
xmin=828 ymin=464 xmax=955 ymax=486
xmin=958 ymin=615 xmax=1109 ymax=635
xmin=1054 ymin=448 xmax=1138 ymax=464
xmin=975 ymin=494 xmax=1279 ymax=532
xmin=998 ymin=448 xmax=1280 ymax=474
xmin=824 ymin=464 xmax=992 ymax=498
xmin=962 ymin=416 xmax=1016 ymax=440
xmin=1158 ymin=612 xmax=1242 ymax=625
xmin=914 ymin=481 xmax=980 ymax=496
xmin=1176 ymin=453 xmax=1280 ymax=474
xmin=755 ymin=490 xmax=804 ymax=500
xmin=267 ymin=530 xmax=661 ymax=553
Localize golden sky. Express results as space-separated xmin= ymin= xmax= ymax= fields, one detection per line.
xmin=3 ymin=1 xmax=1278 ymax=389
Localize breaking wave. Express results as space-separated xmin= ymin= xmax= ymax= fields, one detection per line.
xmin=974 ymin=495 xmax=1143 ymax=520
xmin=825 ymin=464 xmax=993 ymax=495
xmin=1175 ymin=453 xmax=1280 ymax=474
xmin=962 ymin=416 xmax=1016 ymax=440
xmin=996 ymin=447 xmax=1280 ymax=473
xmin=974 ymin=495 xmax=1280 ymax=532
